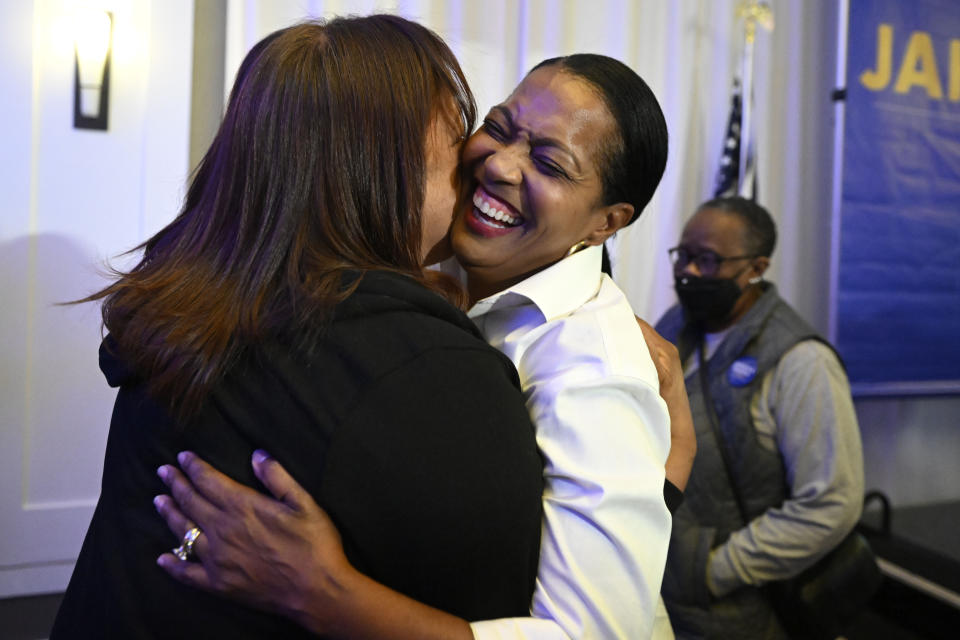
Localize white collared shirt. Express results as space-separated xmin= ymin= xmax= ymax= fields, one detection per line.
xmin=467 ymin=246 xmax=672 ymax=639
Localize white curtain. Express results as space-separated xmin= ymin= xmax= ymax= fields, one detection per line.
xmin=222 ymin=0 xmax=840 ymax=327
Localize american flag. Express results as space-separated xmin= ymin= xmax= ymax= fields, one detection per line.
xmin=713 ymin=77 xmax=756 ymax=199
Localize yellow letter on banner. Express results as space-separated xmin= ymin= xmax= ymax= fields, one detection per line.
xmin=894 ymin=31 xmax=944 ymax=98
xmin=861 ymin=24 xmax=893 ymax=90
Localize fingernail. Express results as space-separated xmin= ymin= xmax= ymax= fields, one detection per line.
xmin=157 ymin=466 xmax=169 ymax=481
xmin=253 ymin=449 xmax=271 ymax=464
xmin=153 ymin=495 xmax=165 ymax=511
xmin=177 ymin=451 xmax=190 ymax=466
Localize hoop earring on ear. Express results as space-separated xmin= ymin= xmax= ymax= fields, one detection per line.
xmin=566 ymin=241 xmax=588 ymax=257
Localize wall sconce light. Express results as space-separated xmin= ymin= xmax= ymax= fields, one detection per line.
xmin=73 ymin=9 xmax=113 ymax=131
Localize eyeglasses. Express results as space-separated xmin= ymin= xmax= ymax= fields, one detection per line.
xmin=668 ymin=246 xmax=756 ymax=277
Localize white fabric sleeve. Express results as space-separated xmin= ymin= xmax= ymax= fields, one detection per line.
xmin=706 ymin=341 xmax=865 ymax=597
xmin=472 ymin=374 xmax=672 ymax=639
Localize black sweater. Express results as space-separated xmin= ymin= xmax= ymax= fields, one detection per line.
xmin=52 ymin=271 xmax=544 ymax=639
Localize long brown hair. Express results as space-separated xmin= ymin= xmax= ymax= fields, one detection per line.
xmin=83 ymin=15 xmax=475 ymax=419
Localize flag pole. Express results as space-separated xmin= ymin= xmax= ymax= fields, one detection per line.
xmin=735 ymin=1 xmax=773 ymax=198
xmin=828 ymin=0 xmax=850 ymax=344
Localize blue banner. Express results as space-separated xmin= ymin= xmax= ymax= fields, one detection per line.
xmin=836 ymin=0 xmax=960 ymax=395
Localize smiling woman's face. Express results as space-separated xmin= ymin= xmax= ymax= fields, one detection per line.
xmin=449 ymin=66 xmax=632 ymax=300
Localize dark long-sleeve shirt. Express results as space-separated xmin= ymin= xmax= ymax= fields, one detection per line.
xmin=52 ymin=271 xmax=544 ymax=639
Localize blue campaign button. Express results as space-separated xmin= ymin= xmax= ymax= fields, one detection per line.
xmin=728 ymin=356 xmax=758 ymax=387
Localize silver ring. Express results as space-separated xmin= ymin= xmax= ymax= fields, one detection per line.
xmin=172 ymin=526 xmax=202 ymax=561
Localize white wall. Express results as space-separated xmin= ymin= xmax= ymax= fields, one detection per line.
xmin=0 ymin=0 xmax=193 ymax=597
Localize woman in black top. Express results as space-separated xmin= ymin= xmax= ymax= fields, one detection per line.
xmin=151 ymin=48 xmax=693 ymax=640
xmin=50 ymin=16 xmax=543 ymax=639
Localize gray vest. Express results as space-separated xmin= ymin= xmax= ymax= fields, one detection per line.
xmin=656 ymin=284 xmax=833 ymax=640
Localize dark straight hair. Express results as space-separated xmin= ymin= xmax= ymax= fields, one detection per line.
xmin=80 ymin=15 xmax=476 ymax=419
xmin=531 ymin=54 xmax=668 ymax=225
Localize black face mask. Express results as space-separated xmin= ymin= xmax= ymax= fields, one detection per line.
xmin=675 ymin=275 xmax=743 ymax=326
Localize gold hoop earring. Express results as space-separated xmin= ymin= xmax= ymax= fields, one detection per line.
xmin=566 ymin=241 xmax=588 ymax=257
